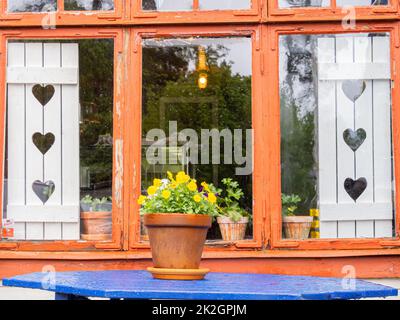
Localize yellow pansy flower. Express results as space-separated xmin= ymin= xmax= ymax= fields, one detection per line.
xmin=208 ymin=193 xmax=217 ymax=204
xmin=170 ymin=181 xmax=177 ymax=189
xmin=193 ymin=194 xmax=202 ymax=203
xmin=137 ymin=195 xmax=146 ymax=205
xmin=201 ymin=181 xmax=210 ymax=192
xmin=176 ymin=171 xmax=190 ymax=184
xmin=147 ymin=185 xmax=157 ymax=196
xmin=153 ymin=178 xmax=162 ymax=187
xmin=187 ymin=181 xmax=197 ymax=192
xmin=167 ymin=171 xmax=174 ymax=181
xmin=162 ymin=190 xmax=171 ymax=199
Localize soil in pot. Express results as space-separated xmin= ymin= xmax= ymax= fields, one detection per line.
xmin=144 ymin=213 xmax=211 ymax=275
xmin=283 ymin=216 xmax=313 ymax=239
xmin=217 ymin=216 xmax=248 ymax=241
xmin=80 ymin=211 xmax=112 ymax=241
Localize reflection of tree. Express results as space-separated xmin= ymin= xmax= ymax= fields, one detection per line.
xmin=79 ymin=39 xmax=114 ymax=196
xmin=142 ymin=0 xmax=157 ymax=10
xmin=64 ymin=0 xmax=114 ymax=10
xmin=12 ymin=0 xmax=56 ymax=12
xmin=142 ymin=43 xmax=252 ymax=211
xmin=280 ymin=35 xmax=317 ymax=213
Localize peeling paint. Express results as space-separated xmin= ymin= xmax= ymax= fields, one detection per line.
xmin=114 ymin=139 xmax=123 ymax=209
xmin=115 ymin=53 xmax=123 ymax=119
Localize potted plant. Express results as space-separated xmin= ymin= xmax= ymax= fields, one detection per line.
xmin=80 ymin=195 xmax=93 ymax=212
xmin=282 ymin=193 xmax=313 ymax=239
xmin=80 ymin=196 xmax=112 ymax=241
xmin=216 ymin=178 xmax=250 ymax=241
xmin=138 ymin=171 xmax=219 ymax=280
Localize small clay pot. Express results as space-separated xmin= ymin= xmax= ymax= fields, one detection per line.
xmin=217 ymin=216 xmax=248 ymax=241
xmin=283 ymin=216 xmax=313 ymax=239
xmin=80 ymin=211 xmax=112 ymax=241
xmin=144 ymin=213 xmax=211 ymax=269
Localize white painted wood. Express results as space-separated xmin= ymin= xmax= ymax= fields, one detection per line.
xmin=8 ymin=205 xmax=79 ymax=222
xmin=338 ymin=221 xmax=356 ymax=238
xmin=335 ymin=37 xmax=356 ymax=238
xmin=7 ymin=67 xmax=78 ymax=84
xmin=319 ymin=202 xmax=392 ymax=220
xmin=317 ymin=35 xmax=393 ymax=239
xmin=375 ymin=220 xmax=393 ymax=238
xmin=320 ymin=221 xmax=338 ymax=238
xmin=6 ymin=42 xmax=80 ymax=240
xmin=372 ymin=36 xmax=393 ymax=238
xmin=353 ymin=37 xmax=374 ymax=237
xmin=317 ymin=38 xmax=339 ymax=239
xmin=6 ymin=43 xmax=27 ymax=239
xmin=60 ymin=43 xmax=80 ymax=240
xmin=43 ymin=43 xmax=62 ymax=239
xmin=318 ymin=63 xmax=390 ymax=80
xmin=24 ymin=43 xmax=45 ymax=239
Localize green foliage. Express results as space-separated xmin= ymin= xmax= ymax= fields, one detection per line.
xmin=218 ymin=178 xmax=249 ymax=222
xmin=281 ymin=193 xmax=302 ymax=216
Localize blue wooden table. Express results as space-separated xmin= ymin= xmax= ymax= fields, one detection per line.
xmin=3 ymin=270 xmax=398 ymax=300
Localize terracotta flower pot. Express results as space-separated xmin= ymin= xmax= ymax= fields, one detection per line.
xmin=217 ymin=216 xmax=248 ymax=241
xmin=283 ymin=215 xmax=313 ymax=239
xmin=143 ymin=213 xmax=211 ymax=270
xmin=80 ymin=211 xmax=112 ymax=241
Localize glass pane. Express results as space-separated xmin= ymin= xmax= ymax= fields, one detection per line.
xmin=279 ymin=33 xmax=394 ymax=240
xmin=141 ymin=37 xmax=253 ymax=241
xmin=199 ymin=0 xmax=251 ymax=10
xmin=3 ymin=39 xmax=114 ymax=241
xmin=64 ymin=0 xmax=115 ymax=10
xmin=8 ymin=0 xmax=57 ymax=12
xmin=142 ymin=0 xmax=193 ymax=11
xmin=336 ymin=0 xmax=388 ymax=6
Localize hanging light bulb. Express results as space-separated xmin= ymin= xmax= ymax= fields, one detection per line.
xmin=198 ymin=73 xmax=208 ymax=90
xmin=197 ymin=46 xmax=208 ymax=90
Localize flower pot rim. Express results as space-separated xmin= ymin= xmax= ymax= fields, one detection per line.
xmin=217 ymin=216 xmax=249 ymax=224
xmin=144 ymin=213 xmax=212 ymax=228
xmin=282 ymin=215 xmax=313 ymax=222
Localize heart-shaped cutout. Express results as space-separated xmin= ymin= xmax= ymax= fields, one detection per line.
xmin=343 ymin=128 xmax=366 ymax=152
xmin=32 ymin=84 xmax=55 ymax=106
xmin=32 ymin=132 xmax=55 ymax=155
xmin=344 ymin=177 xmax=367 ymax=202
xmin=342 ymin=80 xmax=366 ymax=102
xmin=32 ymin=180 xmax=55 ymax=204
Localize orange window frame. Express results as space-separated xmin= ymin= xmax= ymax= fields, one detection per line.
xmin=265 ymin=22 xmax=400 ymax=250
xmin=0 ymin=0 xmax=125 ymax=26
xmin=132 ymin=0 xmax=261 ymax=24
xmin=267 ymin=0 xmax=398 ymax=22
xmin=0 ymin=27 xmax=126 ymax=251
xmin=127 ymin=25 xmax=266 ymax=251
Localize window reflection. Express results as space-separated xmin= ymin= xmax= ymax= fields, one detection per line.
xmin=8 ymin=0 xmax=57 ymax=12
xmin=64 ymin=0 xmax=114 ymax=11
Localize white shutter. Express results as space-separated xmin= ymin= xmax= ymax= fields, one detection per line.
xmin=317 ymin=35 xmax=393 ymax=239
xmin=6 ymin=42 xmax=80 ymax=240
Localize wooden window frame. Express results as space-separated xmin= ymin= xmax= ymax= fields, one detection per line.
xmin=265 ymin=22 xmax=400 ymax=250
xmin=128 ymin=25 xmax=265 ymax=251
xmin=0 ymin=27 xmax=125 ymax=251
xmin=267 ymin=0 xmax=399 ymax=22
xmin=0 ymin=0 xmax=125 ymax=26
xmin=132 ymin=0 xmax=261 ymax=24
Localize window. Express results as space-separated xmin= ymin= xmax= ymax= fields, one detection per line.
xmin=142 ymin=0 xmax=252 ymax=11
xmin=141 ymin=36 xmax=253 ymax=240
xmin=64 ymin=0 xmax=114 ymax=11
xmin=278 ymin=0 xmax=387 ymax=7
xmin=3 ymin=39 xmax=114 ymax=241
xmin=279 ymin=33 xmax=394 ymax=239
xmin=8 ymin=0 xmax=57 ymax=12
